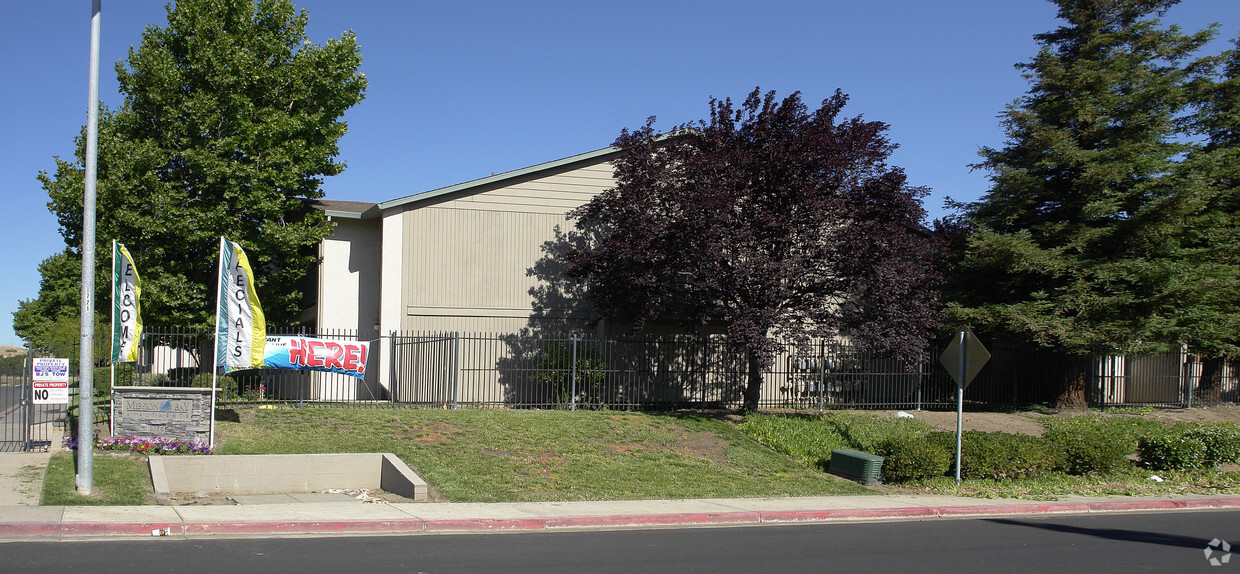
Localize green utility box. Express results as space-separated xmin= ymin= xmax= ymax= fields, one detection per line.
xmin=828 ymin=449 xmax=885 ymax=486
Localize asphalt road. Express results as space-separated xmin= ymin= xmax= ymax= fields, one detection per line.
xmin=0 ymin=383 xmax=26 ymax=450
xmin=2 ymin=510 xmax=1236 ymax=573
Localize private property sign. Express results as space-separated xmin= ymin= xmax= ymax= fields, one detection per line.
xmin=31 ymin=357 xmax=70 ymax=405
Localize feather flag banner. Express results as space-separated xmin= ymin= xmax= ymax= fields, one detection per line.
xmin=110 ymin=241 xmax=142 ymax=363
xmin=214 ymin=238 xmax=266 ymax=370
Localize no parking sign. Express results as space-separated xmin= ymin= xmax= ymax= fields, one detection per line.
xmin=32 ymin=358 xmax=70 ymax=405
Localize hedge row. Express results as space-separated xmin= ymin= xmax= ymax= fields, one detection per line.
xmin=873 ymin=419 xmax=1240 ymax=483
xmin=1137 ymin=425 xmax=1240 ymax=470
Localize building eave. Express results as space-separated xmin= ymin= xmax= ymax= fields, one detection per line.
xmin=376 ymin=145 xmax=625 ymax=211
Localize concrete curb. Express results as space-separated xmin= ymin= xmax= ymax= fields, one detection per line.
xmin=2 ymin=496 xmax=1237 ymax=539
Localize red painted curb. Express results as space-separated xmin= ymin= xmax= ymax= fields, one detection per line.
xmin=546 ymin=511 xmax=764 ymax=529
xmin=1180 ymin=498 xmax=1240 ymax=509
xmin=761 ymin=507 xmax=939 ymax=522
xmin=183 ymin=519 xmax=427 ymax=535
xmin=1085 ymin=500 xmax=1185 ymax=512
xmin=60 ymin=522 xmax=173 ymax=537
xmin=11 ymin=497 xmax=1240 ymax=538
xmin=0 ymin=522 xmax=63 ymax=537
xmin=935 ymin=503 xmax=1093 ymax=517
xmin=423 ymin=518 xmax=550 ymax=532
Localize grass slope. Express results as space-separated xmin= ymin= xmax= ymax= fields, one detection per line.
xmin=213 ymin=407 xmax=872 ymax=502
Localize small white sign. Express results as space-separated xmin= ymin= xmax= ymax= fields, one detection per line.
xmin=31 ymin=357 xmax=70 ymax=405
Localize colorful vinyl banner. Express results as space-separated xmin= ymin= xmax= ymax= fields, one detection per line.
xmin=263 ymin=336 xmax=370 ymax=380
xmin=215 ymin=238 xmax=266 ymax=370
xmin=111 ymin=241 xmax=143 ymax=363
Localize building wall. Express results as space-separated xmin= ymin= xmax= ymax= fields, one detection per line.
xmin=397 ymin=162 xmax=614 ymax=334
xmin=318 ymin=217 xmax=382 ymax=336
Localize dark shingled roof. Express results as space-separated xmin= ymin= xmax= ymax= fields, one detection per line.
xmin=307 ymin=199 xmax=380 ymax=219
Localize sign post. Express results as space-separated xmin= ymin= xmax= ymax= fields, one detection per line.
xmin=939 ymin=329 xmax=990 ymax=486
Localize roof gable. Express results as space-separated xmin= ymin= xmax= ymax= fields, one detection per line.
xmin=377 ymin=145 xmax=623 ymax=211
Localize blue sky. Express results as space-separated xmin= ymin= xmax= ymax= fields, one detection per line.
xmin=2 ymin=0 xmax=1238 ymax=347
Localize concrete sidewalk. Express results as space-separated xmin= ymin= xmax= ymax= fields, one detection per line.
xmin=0 ymin=449 xmax=54 ymax=507
xmin=2 ymin=493 xmax=1239 ymax=540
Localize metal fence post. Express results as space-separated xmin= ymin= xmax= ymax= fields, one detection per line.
xmin=700 ymin=338 xmax=707 ymax=413
xmin=818 ymin=340 xmax=825 ymax=413
xmin=916 ymin=354 xmax=923 ymax=412
xmin=389 ymin=332 xmax=399 ymax=403
xmin=21 ymin=350 xmax=31 ymax=451
xmin=452 ymin=332 xmax=460 ymax=410
xmin=1184 ymin=345 xmax=1193 ymax=410
xmin=570 ymin=334 xmax=578 ymax=411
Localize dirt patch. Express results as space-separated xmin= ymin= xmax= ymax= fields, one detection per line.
xmin=674 ymin=430 xmax=732 ymax=465
xmin=393 ymin=422 xmax=461 ymax=443
xmin=605 ymin=442 xmax=657 ymax=455
xmin=481 ymin=447 xmax=518 ymax=458
xmin=1139 ymin=404 xmax=1240 ymax=425
xmin=866 ymin=410 xmax=1050 ymax=436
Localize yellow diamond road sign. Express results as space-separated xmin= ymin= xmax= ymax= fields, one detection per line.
xmin=939 ymin=329 xmax=990 ymax=388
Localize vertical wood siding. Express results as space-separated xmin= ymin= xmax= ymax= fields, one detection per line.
xmin=399 ymin=161 xmax=615 ymax=332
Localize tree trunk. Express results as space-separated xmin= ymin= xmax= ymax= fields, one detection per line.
xmin=1054 ymin=356 xmax=1089 ymax=410
xmin=1198 ymin=357 xmax=1223 ymax=405
xmin=742 ymin=348 xmax=763 ymax=413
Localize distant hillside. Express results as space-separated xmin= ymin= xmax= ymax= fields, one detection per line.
xmin=0 ymin=346 xmax=26 ymax=358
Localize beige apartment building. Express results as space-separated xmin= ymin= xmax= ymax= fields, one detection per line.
xmin=309 ymin=145 xmax=626 ymax=393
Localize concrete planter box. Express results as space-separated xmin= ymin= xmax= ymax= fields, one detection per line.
xmin=149 ymin=453 xmax=428 ymax=501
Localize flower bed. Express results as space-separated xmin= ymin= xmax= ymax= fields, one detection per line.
xmin=62 ymin=435 xmax=211 ymax=455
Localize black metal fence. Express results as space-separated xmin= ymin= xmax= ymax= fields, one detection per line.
xmin=388 ymin=332 xmax=1239 ymax=411
xmin=10 ymin=328 xmax=1237 ymax=421
xmin=0 ymin=343 xmax=85 ymax=453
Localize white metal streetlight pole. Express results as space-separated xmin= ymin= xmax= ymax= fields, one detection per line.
xmin=76 ymin=0 xmax=102 ymax=494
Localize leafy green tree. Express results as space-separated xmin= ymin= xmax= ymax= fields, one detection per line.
xmin=32 ymin=0 xmax=366 ymax=337
xmin=566 ymin=89 xmax=945 ymax=412
xmin=949 ymin=0 xmax=1221 ymax=407
xmin=12 ymin=251 xmax=93 ymax=348
xmin=1178 ymin=36 xmax=1240 ymax=400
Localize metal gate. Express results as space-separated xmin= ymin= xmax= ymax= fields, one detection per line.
xmin=390 ymin=332 xmax=459 ymax=407
xmin=0 ymin=357 xmax=67 ymax=453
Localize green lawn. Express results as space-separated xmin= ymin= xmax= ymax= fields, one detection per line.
xmin=214 ymin=407 xmax=873 ymax=502
xmin=42 ymin=406 xmax=1240 ymax=506
xmin=41 ymin=452 xmax=155 ymax=506
xmin=44 ymin=406 xmax=873 ymax=505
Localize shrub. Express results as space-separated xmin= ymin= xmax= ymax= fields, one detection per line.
xmin=165 ymin=366 xmax=201 ymax=385
xmin=191 ymin=373 xmax=237 ymax=400
xmin=941 ymin=431 xmax=1057 ymax=480
xmin=92 ymin=364 xmax=134 ymax=398
xmin=739 ymin=414 xmax=848 ymax=470
xmin=228 ymin=372 xmax=271 ymax=402
xmin=1138 ymin=431 xmax=1208 ymax=471
xmin=530 ymin=338 xmax=610 ymax=408
xmin=875 ymin=434 xmax=951 ymax=483
xmin=1042 ymin=416 xmax=1146 ymax=475
xmin=139 ymin=373 xmax=171 ymax=386
xmin=1183 ymin=424 xmax=1240 ymax=466
xmin=826 ymin=412 xmax=932 ymax=453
